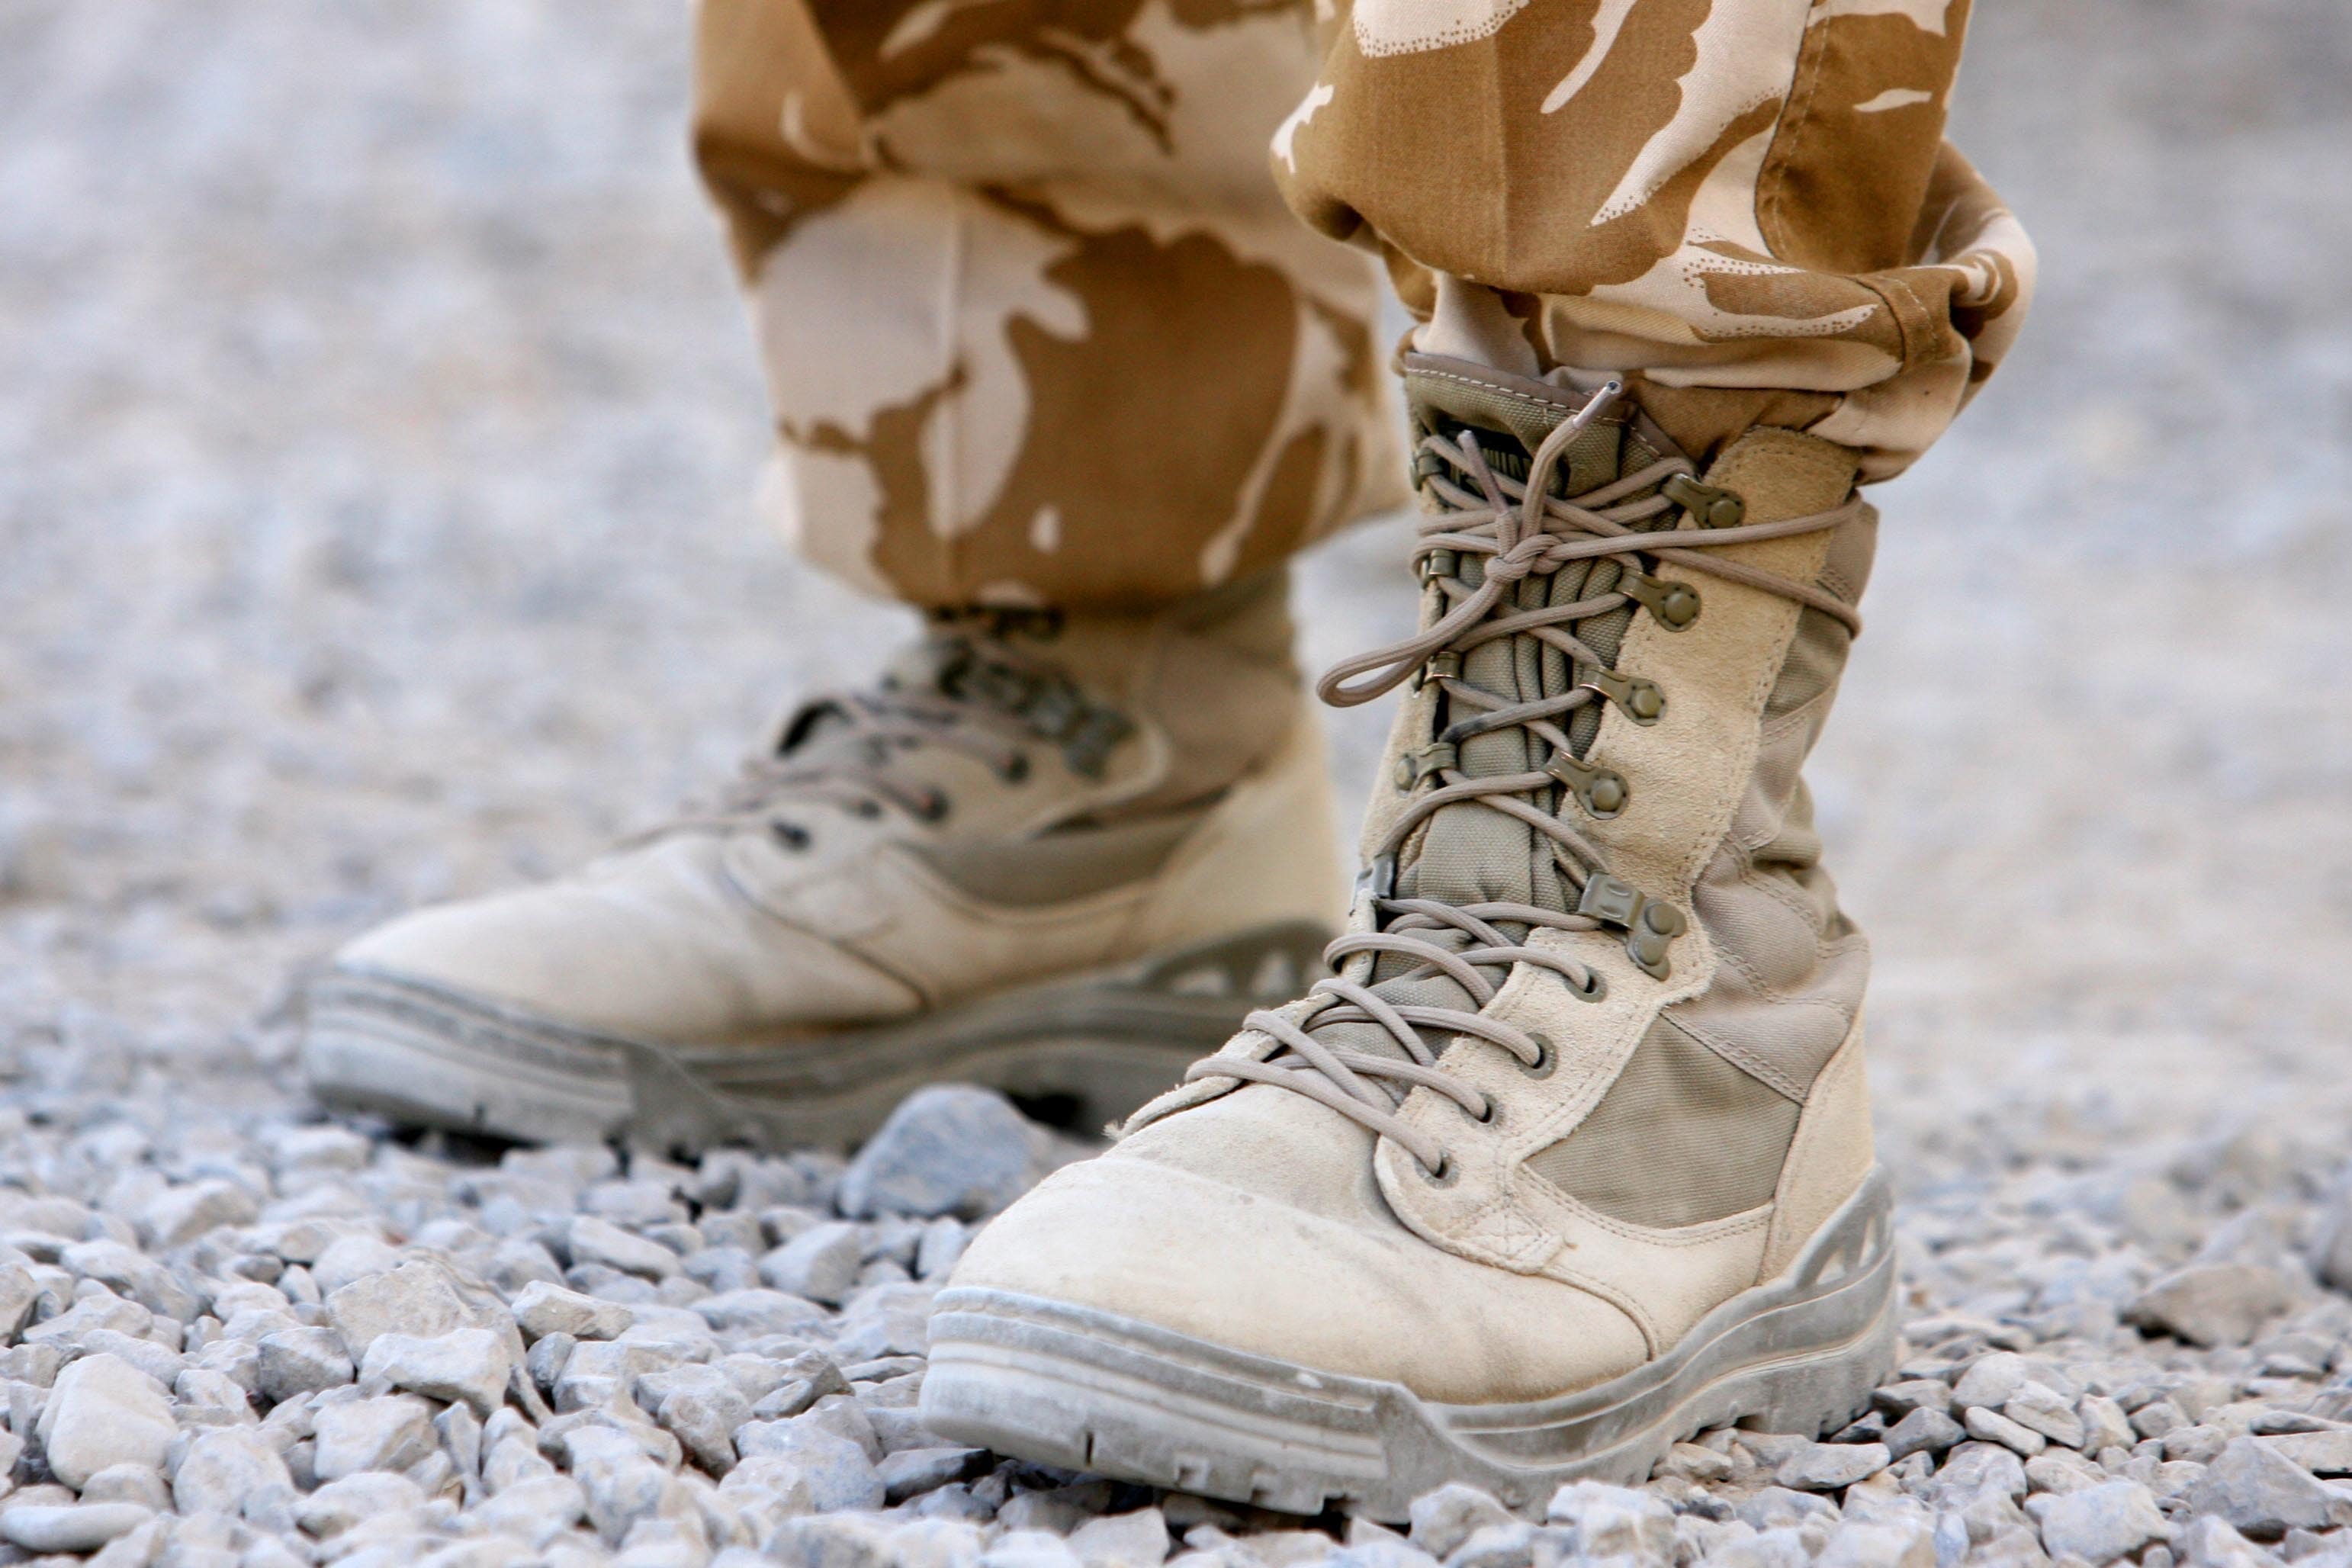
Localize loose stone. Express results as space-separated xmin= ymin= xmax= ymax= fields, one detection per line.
xmin=2126 ymin=1264 xmax=2297 ymax=1348
xmin=1409 ymin=1483 xmax=1518 ymax=1558
xmin=2030 ymin=1478 xmax=2176 ymax=1562
xmin=35 ymin=1352 xmax=176 ymax=1489
xmin=1065 ymin=1509 xmax=1173 ymax=1568
xmin=2007 ymin=1381 xmax=2090 ymax=1448
xmin=358 ymin=1326 xmax=513 ymax=1416
xmin=512 ymin=1280 xmax=635 ymax=1343
xmin=308 ymin=1234 xmax=404 ymax=1295
xmin=1952 ymin=1354 xmax=2036 ymax=1412
xmin=323 ymin=1260 xmax=479 ymax=1361
xmin=294 ymin=1472 xmax=429 ymax=1538
xmin=759 ymin=1222 xmax=863 ymax=1306
xmin=0 ymin=1502 xmax=156 ymax=1554
xmin=1546 ymin=1480 xmax=1677 ymax=1557
xmin=468 ymin=1473 xmax=591 ymax=1548
xmin=878 ymin=1445 xmax=988 ymax=1502
xmin=1887 ymin=1406 xmax=1968 ymax=1463
xmin=80 ymin=1464 xmax=169 ymax=1510
xmin=1776 ymin=1442 xmax=1894 ymax=1492
xmin=137 ymin=1179 xmax=259 ymax=1250
xmin=570 ymin=1216 xmax=684 ymax=1281
xmin=1965 ymin=1405 xmax=2050 ymax=1457
xmin=2185 ymin=1438 xmax=2352 ymax=1539
xmin=837 ymin=1086 xmax=1038 ymax=1219
xmin=255 ymin=1325 xmax=355 ymax=1401
xmin=731 ymin=1421 xmax=885 ymax=1512
xmin=172 ymin=1426 xmax=296 ymax=1522
xmin=2260 ymin=1431 xmax=2352 ymax=1477
xmin=310 ymin=1394 xmax=439 ymax=1481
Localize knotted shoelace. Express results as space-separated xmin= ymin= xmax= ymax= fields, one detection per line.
xmin=1189 ymin=386 xmax=1865 ymax=1175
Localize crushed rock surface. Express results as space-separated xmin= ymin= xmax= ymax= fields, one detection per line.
xmin=9 ymin=1 xmax=2352 ymax=1565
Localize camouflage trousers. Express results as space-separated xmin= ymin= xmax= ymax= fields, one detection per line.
xmin=695 ymin=0 xmax=2035 ymax=614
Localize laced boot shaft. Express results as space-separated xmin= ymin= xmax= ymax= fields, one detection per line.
xmin=657 ymin=567 xmax=1307 ymax=854
xmin=1153 ymin=359 xmax=1867 ymax=1182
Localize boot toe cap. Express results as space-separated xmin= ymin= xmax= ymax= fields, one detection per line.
xmin=947 ymin=1145 xmax=1647 ymax=1405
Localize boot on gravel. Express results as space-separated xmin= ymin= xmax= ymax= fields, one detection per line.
xmin=920 ymin=355 xmax=1894 ymax=1517
xmin=300 ymin=570 xmax=1341 ymax=1149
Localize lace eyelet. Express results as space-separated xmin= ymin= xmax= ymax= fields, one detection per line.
xmin=998 ymin=753 xmax=1030 ymax=785
xmin=1463 ymin=1098 xmax=1499 ymax=1128
xmin=1570 ymin=970 xmax=1608 ymax=1004
xmin=851 ymin=799 xmax=882 ymax=821
xmin=770 ymin=821 xmax=811 ymax=850
xmin=1521 ymin=1032 xmax=1557 ymax=1078
xmin=916 ymin=791 xmax=951 ymax=823
xmin=1418 ymin=1152 xmax=1457 ymax=1186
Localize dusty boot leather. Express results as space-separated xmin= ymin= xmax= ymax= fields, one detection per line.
xmin=301 ymin=568 xmax=1341 ymax=1149
xmin=920 ymin=356 xmax=1892 ymax=1516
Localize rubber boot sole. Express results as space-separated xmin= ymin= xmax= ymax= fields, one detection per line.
xmin=299 ymin=920 xmax=1330 ymax=1151
xmin=918 ymin=1168 xmax=1897 ymax=1520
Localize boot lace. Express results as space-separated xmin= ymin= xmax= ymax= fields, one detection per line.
xmin=1187 ymin=386 xmax=1865 ymax=1175
xmin=642 ymin=623 xmax=1131 ymax=850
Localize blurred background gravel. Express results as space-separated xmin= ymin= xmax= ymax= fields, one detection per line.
xmin=4 ymin=0 xmax=2351 ymax=1159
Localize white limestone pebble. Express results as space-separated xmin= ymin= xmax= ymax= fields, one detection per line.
xmin=0 ymin=1502 xmax=155 ymax=1554
xmin=1776 ymin=1441 xmax=1892 ymax=1492
xmin=1408 ymin=1483 xmax=1517 ymax=1558
xmin=2184 ymin=1438 xmax=2352 ymax=1538
xmin=310 ymin=1394 xmax=439 ymax=1481
xmin=35 ymin=1353 xmax=176 ymax=1489
xmin=1068 ymin=1509 xmax=1174 ymax=1568
xmin=570 ymin=1216 xmax=684 ymax=1280
xmin=1884 ymin=1406 xmax=1965 ymax=1460
xmin=731 ymin=1421 xmax=885 ymax=1512
xmin=294 ymin=1471 xmax=429 ymax=1538
xmin=255 ymin=1325 xmax=355 ymax=1401
xmin=837 ymin=1086 xmax=1039 ymax=1219
xmin=2030 ymin=1479 xmax=2175 ymax=1562
xmin=469 ymin=1473 xmax=591 ymax=1548
xmin=2125 ymin=1264 xmax=2297 ymax=1348
xmin=137 ymin=1179 xmax=259 ymax=1250
xmin=1964 ymin=1404 xmax=2049 ymax=1457
xmin=758 ymin=1221 xmax=863 ymax=1306
xmin=172 ymin=1426 xmax=296 ymax=1522
xmin=323 ymin=1259 xmax=481 ymax=1361
xmin=512 ymin=1279 xmax=635 ymax=1342
xmin=358 ymin=1325 xmax=512 ymax=1416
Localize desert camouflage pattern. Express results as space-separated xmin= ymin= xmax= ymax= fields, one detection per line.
xmin=693 ymin=0 xmax=2032 ymax=610
xmin=1280 ymin=0 xmax=2034 ymax=480
xmin=693 ymin=0 xmax=1403 ymax=612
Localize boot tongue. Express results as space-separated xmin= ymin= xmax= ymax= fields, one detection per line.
xmin=1391 ymin=365 xmax=1636 ymax=921
xmin=1315 ymin=363 xmax=1651 ymax=1053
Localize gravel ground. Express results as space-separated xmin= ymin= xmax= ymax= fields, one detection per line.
xmin=6 ymin=2 xmax=2352 ymax=1563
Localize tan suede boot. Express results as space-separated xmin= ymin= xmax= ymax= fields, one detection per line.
xmin=920 ymin=357 xmax=1894 ymax=1515
xmin=301 ymin=570 xmax=1341 ymax=1149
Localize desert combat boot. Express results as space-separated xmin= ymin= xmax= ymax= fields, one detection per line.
xmin=301 ymin=570 xmax=1341 ymax=1149
xmin=921 ymin=356 xmax=1894 ymax=1516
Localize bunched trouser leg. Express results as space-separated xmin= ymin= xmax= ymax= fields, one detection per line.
xmin=1273 ymin=0 xmax=2034 ymax=479
xmin=692 ymin=0 xmax=1403 ymax=613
